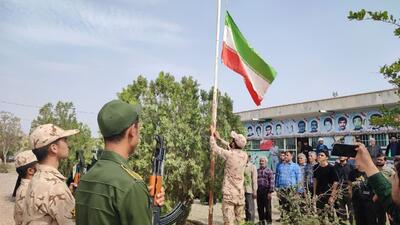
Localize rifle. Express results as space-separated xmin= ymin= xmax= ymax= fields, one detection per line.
xmin=149 ymin=136 xmax=191 ymax=225
xmin=71 ymin=150 xmax=86 ymax=192
xmin=149 ymin=135 xmax=165 ymax=225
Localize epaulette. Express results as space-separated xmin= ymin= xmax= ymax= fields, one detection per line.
xmin=120 ymin=164 xmax=143 ymax=181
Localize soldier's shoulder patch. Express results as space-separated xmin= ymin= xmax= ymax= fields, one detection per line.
xmin=120 ymin=164 xmax=143 ymax=181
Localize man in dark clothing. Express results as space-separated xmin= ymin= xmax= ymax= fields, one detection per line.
xmin=334 ymin=157 xmax=354 ymax=224
xmin=368 ymin=138 xmax=383 ymax=162
xmin=303 ymin=142 xmax=313 ymax=158
xmin=313 ymin=150 xmax=339 ymax=212
xmin=386 ymin=136 xmax=400 ymax=157
xmin=257 ymin=157 xmax=274 ymax=225
xmin=350 ymin=168 xmax=377 ymax=225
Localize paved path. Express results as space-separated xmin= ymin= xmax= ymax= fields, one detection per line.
xmin=0 ymin=170 xmax=17 ymax=225
xmin=189 ymin=196 xmax=281 ymax=225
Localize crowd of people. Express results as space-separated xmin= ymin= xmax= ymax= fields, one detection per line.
xmin=211 ymin=133 xmax=400 ymax=225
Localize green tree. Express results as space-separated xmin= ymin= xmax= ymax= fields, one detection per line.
xmin=31 ymin=101 xmax=94 ymax=176
xmin=348 ymin=10 xmax=400 ymax=127
xmin=118 ymin=72 xmax=244 ymax=223
xmin=0 ymin=111 xmax=24 ymax=164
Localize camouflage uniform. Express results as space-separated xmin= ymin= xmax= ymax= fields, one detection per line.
xmin=15 ymin=179 xmax=31 ymax=225
xmin=22 ymin=164 xmax=75 ymax=225
xmin=210 ymin=131 xmax=248 ymax=225
xmin=14 ymin=150 xmax=37 ymax=225
xmin=22 ymin=124 xmax=79 ymax=225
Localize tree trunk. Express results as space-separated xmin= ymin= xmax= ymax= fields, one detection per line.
xmin=176 ymin=204 xmax=191 ymax=225
xmin=2 ymin=150 xmax=7 ymax=164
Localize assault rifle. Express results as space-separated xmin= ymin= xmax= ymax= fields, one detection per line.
xmin=150 ymin=135 xmax=189 ymax=225
xmin=70 ymin=150 xmax=86 ymax=192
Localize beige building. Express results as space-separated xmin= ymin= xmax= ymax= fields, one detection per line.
xmin=236 ymin=89 xmax=399 ymax=153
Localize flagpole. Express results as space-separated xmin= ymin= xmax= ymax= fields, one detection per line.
xmin=209 ymin=0 xmax=222 ymax=224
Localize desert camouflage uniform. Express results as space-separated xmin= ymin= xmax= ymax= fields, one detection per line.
xmin=22 ymin=164 xmax=75 ymax=225
xmin=14 ymin=150 xmax=38 ymax=225
xmin=14 ymin=179 xmax=31 ymax=225
xmin=210 ymin=136 xmax=248 ymax=225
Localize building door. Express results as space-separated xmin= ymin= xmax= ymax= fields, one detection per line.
xmin=296 ymin=137 xmax=309 ymax=154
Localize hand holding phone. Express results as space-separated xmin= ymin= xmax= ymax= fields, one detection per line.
xmin=332 ymin=144 xmax=358 ymax=157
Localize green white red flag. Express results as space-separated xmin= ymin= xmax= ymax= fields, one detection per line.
xmin=221 ymin=11 xmax=277 ymax=106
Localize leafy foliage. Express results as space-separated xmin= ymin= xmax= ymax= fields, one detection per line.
xmin=30 ymin=102 xmax=94 ymax=176
xmin=0 ymin=111 xmax=24 ymax=165
xmin=118 ymin=72 xmax=244 ymax=222
xmin=278 ymin=188 xmax=349 ymax=225
xmin=348 ymin=10 xmax=400 ymax=128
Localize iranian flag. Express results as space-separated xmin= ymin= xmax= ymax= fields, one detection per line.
xmin=221 ymin=11 xmax=277 ymax=106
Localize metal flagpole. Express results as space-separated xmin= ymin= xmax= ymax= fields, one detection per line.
xmin=209 ymin=0 xmax=222 ymax=224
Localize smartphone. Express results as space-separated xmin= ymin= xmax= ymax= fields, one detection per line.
xmin=331 ymin=144 xmax=358 ymax=157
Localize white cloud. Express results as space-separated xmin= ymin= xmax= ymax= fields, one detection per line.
xmin=0 ymin=0 xmax=187 ymax=49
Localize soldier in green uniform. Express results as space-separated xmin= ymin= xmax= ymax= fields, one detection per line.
xmin=75 ymin=100 xmax=164 ymax=225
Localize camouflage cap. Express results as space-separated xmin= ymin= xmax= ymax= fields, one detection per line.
xmin=30 ymin=124 xmax=79 ymax=149
xmin=97 ymin=100 xmax=141 ymax=138
xmin=15 ymin=150 xmax=37 ymax=168
xmin=230 ymin=131 xmax=247 ymax=149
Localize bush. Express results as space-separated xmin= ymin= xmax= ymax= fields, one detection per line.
xmin=277 ymin=188 xmax=350 ymax=225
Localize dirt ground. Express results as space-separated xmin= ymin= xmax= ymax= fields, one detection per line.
xmin=0 ymin=167 xmax=280 ymax=225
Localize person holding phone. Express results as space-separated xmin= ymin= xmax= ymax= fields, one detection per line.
xmin=355 ymin=143 xmax=400 ymax=224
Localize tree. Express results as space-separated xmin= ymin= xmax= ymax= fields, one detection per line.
xmin=31 ymin=101 xmax=94 ymax=176
xmin=0 ymin=111 xmax=24 ymax=164
xmin=348 ymin=10 xmax=400 ymax=127
xmin=118 ymin=72 xmax=244 ymax=223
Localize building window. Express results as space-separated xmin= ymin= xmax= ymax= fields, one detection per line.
xmin=275 ymin=138 xmax=284 ymax=150
xmin=357 ymin=134 xmax=369 ymax=147
xmin=285 ymin=138 xmax=296 ymax=150
xmin=248 ymin=140 xmax=260 ymax=150
xmin=371 ymin=134 xmax=388 ymax=148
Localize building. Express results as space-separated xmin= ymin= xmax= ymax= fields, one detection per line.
xmin=236 ymin=89 xmax=399 ymax=165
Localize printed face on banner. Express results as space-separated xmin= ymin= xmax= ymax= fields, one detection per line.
xmin=264 ymin=124 xmax=273 ymax=137
xmin=368 ymin=112 xmax=383 ymax=131
xmin=297 ymin=120 xmax=306 ymax=133
xmin=255 ymin=125 xmax=263 ymax=137
xmin=352 ymin=115 xmax=364 ymax=131
xmin=323 ymin=117 xmax=334 ymax=132
xmin=275 ymin=124 xmax=283 ymax=136
xmin=310 ymin=120 xmax=319 ymax=133
xmin=247 ymin=125 xmax=254 ymax=138
xmin=337 ymin=116 xmax=348 ymax=132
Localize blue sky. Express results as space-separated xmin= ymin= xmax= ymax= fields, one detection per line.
xmin=0 ymin=0 xmax=399 ymax=136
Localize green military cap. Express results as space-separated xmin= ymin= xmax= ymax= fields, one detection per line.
xmin=97 ymin=100 xmax=141 ymax=137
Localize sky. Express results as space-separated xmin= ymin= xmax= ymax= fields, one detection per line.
xmin=0 ymin=0 xmax=399 ymax=136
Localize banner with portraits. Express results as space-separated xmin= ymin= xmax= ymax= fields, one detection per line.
xmin=245 ymin=110 xmax=388 ymax=138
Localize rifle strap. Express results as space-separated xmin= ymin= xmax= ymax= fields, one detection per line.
xmin=121 ymin=164 xmax=143 ymax=181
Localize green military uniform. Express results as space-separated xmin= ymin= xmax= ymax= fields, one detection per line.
xmin=368 ymin=172 xmax=400 ymax=224
xmin=75 ymin=150 xmax=152 ymax=225
xmin=75 ymin=99 xmax=152 ymax=225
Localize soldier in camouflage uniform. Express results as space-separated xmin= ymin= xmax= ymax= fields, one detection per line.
xmin=210 ymin=130 xmax=248 ymax=225
xmin=13 ymin=150 xmax=38 ymax=225
xmin=23 ymin=124 xmax=79 ymax=225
